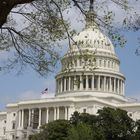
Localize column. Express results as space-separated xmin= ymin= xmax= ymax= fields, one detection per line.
xmin=38 ymin=108 xmax=42 ymax=128
xmin=64 ymin=77 xmax=66 ymax=91
xmin=119 ymin=80 xmax=121 ymax=95
xmin=119 ymin=80 xmax=121 ymax=94
xmin=18 ymin=110 xmax=21 ymax=128
xmin=21 ymin=109 xmax=24 ymax=129
xmin=57 ymin=80 xmax=59 ymax=93
xmin=109 ymin=77 xmax=112 ymax=92
xmin=74 ymin=76 xmax=77 ymax=90
xmin=98 ymin=75 xmax=100 ymax=91
xmin=68 ymin=77 xmax=71 ymax=91
xmin=56 ymin=80 xmax=57 ymax=93
xmin=103 ymin=76 xmax=106 ymax=91
xmin=57 ymin=107 xmax=60 ymax=120
xmin=67 ymin=107 xmax=70 ymax=120
xmin=65 ymin=107 xmax=68 ymax=120
xmin=46 ymin=108 xmax=49 ymax=124
xmin=61 ymin=78 xmax=63 ymax=92
xmin=77 ymin=59 xmax=79 ymax=67
xmin=92 ymin=75 xmax=94 ymax=90
xmin=31 ymin=109 xmax=34 ymax=128
xmin=114 ymin=78 xmax=116 ymax=93
xmin=28 ymin=109 xmax=31 ymax=127
xmin=117 ymin=79 xmax=119 ymax=94
xmin=122 ymin=81 xmax=125 ymax=95
xmin=80 ymin=75 xmax=83 ymax=90
xmin=54 ymin=107 xmax=57 ymax=120
xmin=68 ymin=105 xmax=75 ymax=120
xmin=67 ymin=107 xmax=71 ymax=120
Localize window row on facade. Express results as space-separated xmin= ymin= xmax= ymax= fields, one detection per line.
xmin=72 ymin=38 xmax=112 ymax=51
xmin=56 ymin=75 xmax=124 ymax=95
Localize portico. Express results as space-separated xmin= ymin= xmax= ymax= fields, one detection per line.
xmin=18 ymin=106 xmax=70 ymax=130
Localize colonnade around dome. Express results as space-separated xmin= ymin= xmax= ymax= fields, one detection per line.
xmin=56 ymin=74 xmax=125 ymax=96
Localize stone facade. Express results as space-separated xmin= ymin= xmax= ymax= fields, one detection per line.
xmin=0 ymin=12 xmax=140 ymax=140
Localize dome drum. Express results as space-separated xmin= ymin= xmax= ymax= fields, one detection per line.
xmin=55 ymin=72 xmax=125 ymax=97
xmin=61 ymin=54 xmax=120 ymax=73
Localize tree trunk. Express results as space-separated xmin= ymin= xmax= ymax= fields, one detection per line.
xmin=0 ymin=0 xmax=34 ymax=28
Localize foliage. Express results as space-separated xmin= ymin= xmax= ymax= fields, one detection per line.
xmin=29 ymin=119 xmax=70 ymax=140
xmin=97 ymin=107 xmax=135 ymax=140
xmin=29 ymin=107 xmax=140 ymax=140
xmin=0 ymin=0 xmax=139 ymax=76
xmin=134 ymin=120 xmax=140 ymax=140
xmin=70 ymin=111 xmax=97 ymax=126
xmin=66 ymin=123 xmax=94 ymax=140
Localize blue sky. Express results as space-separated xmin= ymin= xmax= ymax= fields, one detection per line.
xmin=0 ymin=30 xmax=140 ymax=110
xmin=116 ymin=31 xmax=140 ymax=98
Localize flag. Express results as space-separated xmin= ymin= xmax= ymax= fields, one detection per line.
xmin=41 ymin=88 xmax=48 ymax=94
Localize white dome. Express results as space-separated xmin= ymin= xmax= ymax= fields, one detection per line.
xmin=70 ymin=26 xmax=115 ymax=54
xmin=55 ymin=18 xmax=125 ymax=98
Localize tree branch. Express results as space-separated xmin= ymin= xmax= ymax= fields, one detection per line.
xmin=0 ymin=0 xmax=34 ymax=28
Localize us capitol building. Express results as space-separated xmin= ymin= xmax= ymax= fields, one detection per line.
xmin=0 ymin=8 xmax=140 ymax=140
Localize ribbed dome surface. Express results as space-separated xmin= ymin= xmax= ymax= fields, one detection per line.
xmin=70 ymin=26 xmax=115 ymax=54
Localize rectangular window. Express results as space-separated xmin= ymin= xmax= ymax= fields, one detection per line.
xmin=106 ymin=77 xmax=109 ymax=91
xmin=3 ymin=127 xmax=6 ymax=135
xmin=74 ymin=59 xmax=77 ymax=67
xmin=88 ymin=76 xmax=92 ymax=89
xmin=79 ymin=59 xmax=82 ymax=66
xmin=66 ymin=77 xmax=69 ymax=91
xmin=83 ymin=109 xmax=86 ymax=113
xmin=62 ymin=78 xmax=64 ymax=91
xmin=12 ymin=122 xmax=16 ymax=129
xmin=100 ymin=77 xmax=104 ymax=90
xmin=83 ymin=76 xmax=86 ymax=89
xmin=59 ymin=80 xmax=61 ymax=92
xmin=76 ymin=76 xmax=80 ymax=90
xmin=94 ymin=76 xmax=98 ymax=89
xmin=71 ymin=77 xmax=74 ymax=90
